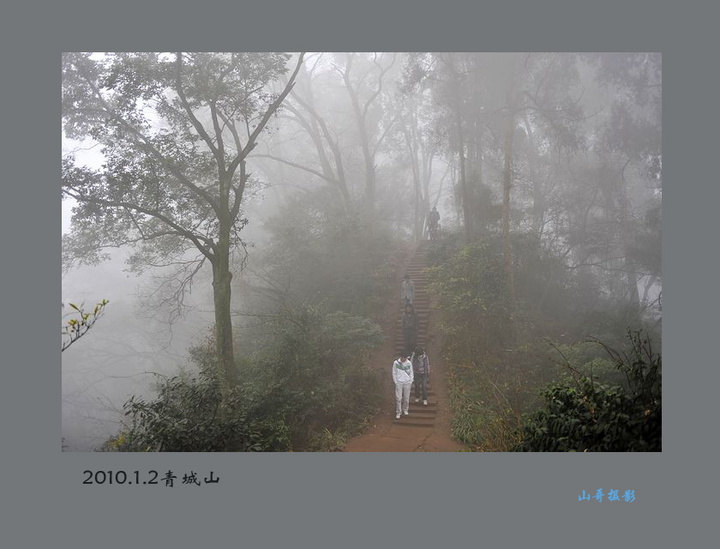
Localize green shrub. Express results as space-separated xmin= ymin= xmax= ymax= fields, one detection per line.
xmin=513 ymin=331 xmax=661 ymax=452
xmin=101 ymin=370 xmax=290 ymax=452
xmin=250 ymin=306 xmax=383 ymax=450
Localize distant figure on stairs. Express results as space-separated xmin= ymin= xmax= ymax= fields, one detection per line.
xmin=401 ymin=274 xmax=415 ymax=307
xmin=411 ymin=347 xmax=430 ymax=406
xmin=402 ymin=303 xmax=419 ymax=357
xmin=392 ymin=353 xmax=414 ymax=420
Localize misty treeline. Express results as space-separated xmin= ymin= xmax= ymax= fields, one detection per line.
xmin=62 ymin=52 xmax=660 ymax=451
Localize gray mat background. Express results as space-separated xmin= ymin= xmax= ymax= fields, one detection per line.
xmin=1 ymin=0 xmax=716 ymax=547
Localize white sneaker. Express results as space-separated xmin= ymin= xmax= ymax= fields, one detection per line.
xmin=403 ymin=411 xmax=409 ymax=416
xmin=396 ymin=413 xmax=401 ymax=419
xmin=415 ymin=398 xmax=420 ymax=403
xmin=423 ymin=400 xmax=428 ymax=406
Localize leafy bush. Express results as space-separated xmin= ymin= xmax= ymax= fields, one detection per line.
xmin=101 ymin=367 xmax=290 ymax=452
xmin=427 ymin=234 xmax=577 ymax=360
xmin=247 ymin=306 xmax=384 ymax=450
xmin=513 ymin=331 xmax=661 ymax=452
xmin=426 ymin=237 xmax=513 ymax=360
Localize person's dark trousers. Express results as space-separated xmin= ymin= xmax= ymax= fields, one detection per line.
xmin=404 ymin=330 xmax=417 ymax=357
xmin=414 ymin=372 xmax=428 ymax=400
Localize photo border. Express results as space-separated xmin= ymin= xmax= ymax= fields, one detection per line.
xmin=3 ymin=0 xmax=715 ymax=546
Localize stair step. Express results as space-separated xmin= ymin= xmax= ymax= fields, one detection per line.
xmin=393 ymin=419 xmax=435 ymax=427
xmin=406 ymin=409 xmax=436 ymax=416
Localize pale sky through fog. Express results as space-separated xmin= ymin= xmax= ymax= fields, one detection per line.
xmin=62 ymin=137 xmax=104 ymax=234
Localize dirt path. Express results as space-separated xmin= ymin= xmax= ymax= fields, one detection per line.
xmin=344 ymin=240 xmax=465 ymax=452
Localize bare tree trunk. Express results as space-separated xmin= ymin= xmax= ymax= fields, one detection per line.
xmin=341 ymin=53 xmax=389 ymax=212
xmin=404 ymin=117 xmax=424 ymax=241
xmin=470 ymin=123 xmax=483 ymax=231
xmin=212 ymin=224 xmax=237 ymax=393
xmin=619 ymin=158 xmax=640 ymax=308
xmin=442 ymin=53 xmax=473 ymax=242
xmin=502 ymin=107 xmax=516 ymax=310
xmin=421 ymin=147 xmax=434 ymax=238
xmin=457 ymin=116 xmax=472 ymax=243
xmin=412 ymin=161 xmax=421 ymax=241
xmin=523 ymin=116 xmax=545 ymax=239
xmin=641 ymin=275 xmax=658 ymax=309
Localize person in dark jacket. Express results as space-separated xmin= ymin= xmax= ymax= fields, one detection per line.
xmin=401 ymin=274 xmax=415 ymax=307
xmin=402 ymin=304 xmax=419 ymax=357
xmin=427 ymin=206 xmax=440 ymax=240
xmin=411 ymin=347 xmax=430 ymax=405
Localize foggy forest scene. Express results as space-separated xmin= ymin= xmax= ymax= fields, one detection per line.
xmin=61 ymin=52 xmax=661 ymax=452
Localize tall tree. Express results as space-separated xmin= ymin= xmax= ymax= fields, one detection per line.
xmin=493 ymin=53 xmax=584 ymax=313
xmin=593 ymin=52 xmax=661 ymax=308
xmin=62 ymin=52 xmax=305 ymax=397
xmin=257 ymin=53 xmax=399 ymax=220
xmin=553 ymin=53 xmax=660 ymax=308
xmin=433 ymin=53 xmax=475 ymax=242
xmin=256 ymin=56 xmax=354 ymax=213
xmin=337 ymin=52 xmax=397 ymax=209
xmin=389 ymin=77 xmax=441 ymax=241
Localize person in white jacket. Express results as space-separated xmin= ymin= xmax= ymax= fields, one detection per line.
xmin=392 ymin=353 xmax=414 ymax=420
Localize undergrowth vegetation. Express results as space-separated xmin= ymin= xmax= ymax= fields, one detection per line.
xmin=427 ymin=234 xmax=661 ymax=452
xmin=103 ymin=306 xmax=383 ymax=452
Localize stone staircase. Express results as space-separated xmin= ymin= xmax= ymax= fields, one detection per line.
xmin=394 ymin=241 xmax=436 ymax=428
